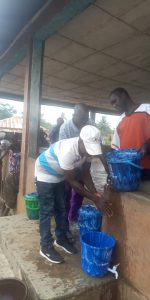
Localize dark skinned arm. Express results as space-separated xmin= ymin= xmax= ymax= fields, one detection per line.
xmin=63 ymin=168 xmax=112 ymax=217
xmin=99 ymin=144 xmax=111 ymax=174
xmin=98 ymin=154 xmax=109 ymax=174
xmin=81 ymin=161 xmax=97 ymax=193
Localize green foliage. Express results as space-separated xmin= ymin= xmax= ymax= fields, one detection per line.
xmin=97 ymin=116 xmax=113 ymax=145
xmin=0 ymin=103 xmax=16 ymax=120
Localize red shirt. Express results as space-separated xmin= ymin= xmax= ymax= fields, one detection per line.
xmin=111 ymin=104 xmax=150 ymax=169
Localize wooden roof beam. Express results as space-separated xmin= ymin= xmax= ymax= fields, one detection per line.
xmin=0 ymin=91 xmax=118 ymax=115
xmin=0 ymin=0 xmax=96 ymax=77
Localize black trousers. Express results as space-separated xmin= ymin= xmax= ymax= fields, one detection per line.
xmin=36 ymin=181 xmax=68 ymax=249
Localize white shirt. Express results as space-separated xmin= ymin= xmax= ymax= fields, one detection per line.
xmin=35 ymin=137 xmax=90 ymax=183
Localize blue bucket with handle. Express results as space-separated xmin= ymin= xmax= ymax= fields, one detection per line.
xmin=106 ymin=149 xmax=143 ymax=192
xmin=78 ymin=205 xmax=102 ymax=237
xmin=81 ymin=231 xmax=116 ymax=277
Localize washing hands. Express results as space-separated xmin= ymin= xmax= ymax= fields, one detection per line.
xmin=92 ymin=192 xmax=113 ymax=217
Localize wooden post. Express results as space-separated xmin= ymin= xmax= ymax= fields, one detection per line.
xmin=17 ymin=39 xmax=44 ymax=213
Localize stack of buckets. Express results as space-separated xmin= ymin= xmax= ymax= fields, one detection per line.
xmin=24 ymin=193 xmax=39 ymax=220
xmin=78 ymin=205 xmax=116 ymax=277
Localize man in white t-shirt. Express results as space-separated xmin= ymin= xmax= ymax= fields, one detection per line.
xmin=35 ymin=125 xmax=112 ymax=264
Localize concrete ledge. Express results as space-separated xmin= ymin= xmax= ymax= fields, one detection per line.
xmin=0 ymin=214 xmax=117 ymax=300
xmin=0 ymin=246 xmax=14 ymax=279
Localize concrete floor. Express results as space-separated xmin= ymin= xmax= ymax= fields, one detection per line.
xmin=0 ymin=159 xmax=118 ymax=300
xmin=0 ymin=159 xmax=149 ymax=299
xmin=0 ymin=214 xmax=117 ymax=300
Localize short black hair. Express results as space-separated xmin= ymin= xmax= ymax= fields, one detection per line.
xmin=110 ymin=87 xmax=130 ymax=98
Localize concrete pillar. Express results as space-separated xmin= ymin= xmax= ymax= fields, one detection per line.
xmin=17 ymin=39 xmax=44 ymax=213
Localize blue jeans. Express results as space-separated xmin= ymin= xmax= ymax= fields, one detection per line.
xmin=36 ymin=181 xmax=67 ymax=249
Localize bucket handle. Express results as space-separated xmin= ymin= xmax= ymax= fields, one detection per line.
xmin=110 ymin=160 xmax=143 ymax=169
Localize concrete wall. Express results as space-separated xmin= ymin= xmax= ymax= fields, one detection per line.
xmin=76 ymin=281 xmax=117 ymax=300
xmin=118 ymin=280 xmax=149 ymax=300
xmin=103 ymin=190 xmax=150 ymax=300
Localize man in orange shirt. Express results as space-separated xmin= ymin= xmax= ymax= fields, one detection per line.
xmin=110 ymin=87 xmax=150 ymax=180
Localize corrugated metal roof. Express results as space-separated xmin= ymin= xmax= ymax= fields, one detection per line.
xmin=0 ymin=116 xmax=22 ymax=132
xmin=0 ymin=116 xmax=47 ymax=133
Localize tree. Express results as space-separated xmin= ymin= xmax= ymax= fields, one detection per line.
xmin=0 ymin=103 xmax=16 ymax=120
xmin=97 ymin=116 xmax=112 ymax=145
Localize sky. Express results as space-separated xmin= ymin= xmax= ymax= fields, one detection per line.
xmin=0 ymin=99 xmax=120 ymax=129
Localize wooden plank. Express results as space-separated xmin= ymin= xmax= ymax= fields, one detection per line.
xmin=17 ymin=39 xmax=44 ymax=212
xmin=0 ymin=0 xmax=70 ymax=66
xmin=17 ymin=43 xmax=32 ymax=212
xmin=36 ymin=0 xmax=97 ymax=40
xmin=28 ymin=39 xmax=44 ymax=158
xmin=0 ymin=91 xmax=118 ymax=115
xmin=0 ymin=47 xmax=26 ymax=79
xmin=0 ymin=92 xmax=23 ymax=101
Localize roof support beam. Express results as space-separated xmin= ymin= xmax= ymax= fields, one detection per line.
xmin=28 ymin=39 xmax=44 ymax=158
xmin=0 ymin=0 xmax=96 ymax=78
xmin=0 ymin=47 xmax=26 ymax=78
xmin=0 ymin=91 xmax=117 ymax=115
xmin=17 ymin=39 xmax=44 ymax=212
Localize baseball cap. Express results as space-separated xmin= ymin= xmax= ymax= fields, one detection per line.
xmin=80 ymin=125 xmax=102 ymax=155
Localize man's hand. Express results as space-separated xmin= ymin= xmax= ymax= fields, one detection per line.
xmin=63 ymin=169 xmax=113 ymax=217
xmin=92 ymin=192 xmax=113 ymax=217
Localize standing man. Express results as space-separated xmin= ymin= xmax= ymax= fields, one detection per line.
xmin=49 ymin=117 xmax=64 ymax=144
xmin=35 ymin=125 xmax=112 ymax=264
xmin=110 ymin=87 xmax=150 ymax=180
xmin=59 ymin=104 xmax=90 ymax=229
xmin=59 ymin=104 xmax=89 ymax=140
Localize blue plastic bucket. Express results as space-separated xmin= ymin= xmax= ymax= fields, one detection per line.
xmin=78 ymin=205 xmax=102 ymax=237
xmin=81 ymin=231 xmax=116 ymax=277
xmin=106 ymin=149 xmax=143 ymax=192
